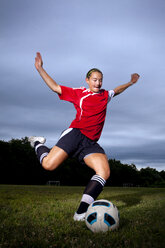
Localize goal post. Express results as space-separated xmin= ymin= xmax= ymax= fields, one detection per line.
xmin=46 ymin=181 xmax=60 ymax=186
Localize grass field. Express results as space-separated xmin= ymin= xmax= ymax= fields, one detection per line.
xmin=0 ymin=185 xmax=165 ymax=248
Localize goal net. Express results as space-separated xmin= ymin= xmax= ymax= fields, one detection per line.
xmin=46 ymin=181 xmax=60 ymax=186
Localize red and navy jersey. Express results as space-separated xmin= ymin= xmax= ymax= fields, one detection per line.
xmin=58 ymin=86 xmax=114 ymax=141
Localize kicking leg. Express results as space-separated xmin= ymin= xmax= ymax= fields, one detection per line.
xmin=42 ymin=145 xmax=68 ymax=170
xmin=74 ymin=153 xmax=110 ymax=221
xmin=29 ymin=136 xmax=68 ymax=171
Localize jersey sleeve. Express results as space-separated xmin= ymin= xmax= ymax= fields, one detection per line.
xmin=58 ymin=85 xmax=79 ymax=104
xmin=108 ymin=90 xmax=115 ymax=103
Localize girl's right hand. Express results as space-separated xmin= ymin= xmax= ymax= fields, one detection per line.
xmin=35 ymin=52 xmax=43 ymax=71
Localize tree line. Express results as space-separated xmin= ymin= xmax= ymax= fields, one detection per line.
xmin=0 ymin=137 xmax=165 ymax=187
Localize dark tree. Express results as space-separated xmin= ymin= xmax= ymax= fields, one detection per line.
xmin=0 ymin=137 xmax=165 ymax=187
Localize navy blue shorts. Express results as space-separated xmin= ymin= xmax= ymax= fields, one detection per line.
xmin=56 ymin=128 xmax=105 ymax=161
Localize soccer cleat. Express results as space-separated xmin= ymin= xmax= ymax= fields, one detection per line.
xmin=73 ymin=212 xmax=86 ymax=221
xmin=28 ymin=136 xmax=46 ymax=147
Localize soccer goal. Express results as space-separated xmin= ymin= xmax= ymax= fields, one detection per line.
xmin=46 ymin=181 xmax=60 ymax=186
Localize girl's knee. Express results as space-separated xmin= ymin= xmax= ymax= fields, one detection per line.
xmin=106 ymin=168 xmax=110 ymax=180
xmin=96 ymin=165 xmax=110 ymax=181
xmin=103 ymin=167 xmax=110 ymax=180
xmin=42 ymin=157 xmax=56 ymax=171
xmin=100 ymin=158 xmax=110 ymax=180
xmin=84 ymin=153 xmax=110 ymax=180
xmin=42 ymin=146 xmax=68 ymax=171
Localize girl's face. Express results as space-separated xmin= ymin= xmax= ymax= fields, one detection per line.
xmin=86 ymin=72 xmax=103 ymax=93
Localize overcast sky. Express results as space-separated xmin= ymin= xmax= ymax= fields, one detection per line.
xmin=0 ymin=0 xmax=165 ymax=171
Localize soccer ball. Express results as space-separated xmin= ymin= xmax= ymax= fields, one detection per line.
xmin=85 ymin=199 xmax=119 ymax=233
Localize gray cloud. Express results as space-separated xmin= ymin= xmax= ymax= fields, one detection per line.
xmin=0 ymin=0 xmax=165 ymax=171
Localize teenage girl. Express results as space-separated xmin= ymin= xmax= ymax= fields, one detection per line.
xmin=29 ymin=52 xmax=140 ymax=221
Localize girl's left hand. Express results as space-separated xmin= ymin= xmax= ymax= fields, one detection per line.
xmin=131 ymin=73 xmax=140 ymax=84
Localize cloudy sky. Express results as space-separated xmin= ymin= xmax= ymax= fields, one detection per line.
xmin=0 ymin=0 xmax=165 ymax=171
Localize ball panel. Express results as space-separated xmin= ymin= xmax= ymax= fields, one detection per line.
xmin=92 ymin=201 xmax=110 ymax=207
xmin=104 ymin=213 xmax=116 ymax=226
xmin=87 ymin=212 xmax=97 ymax=225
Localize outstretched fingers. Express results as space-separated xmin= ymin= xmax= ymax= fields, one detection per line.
xmin=35 ymin=52 xmax=43 ymax=71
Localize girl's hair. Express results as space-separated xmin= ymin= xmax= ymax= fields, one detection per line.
xmin=86 ymin=68 xmax=103 ymax=79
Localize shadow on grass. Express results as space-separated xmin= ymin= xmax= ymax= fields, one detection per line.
xmin=113 ymin=193 xmax=141 ymax=207
xmin=103 ymin=188 xmax=165 ymax=231
xmin=104 ymin=188 xmax=162 ymax=209
xmin=104 ymin=192 xmax=142 ymax=209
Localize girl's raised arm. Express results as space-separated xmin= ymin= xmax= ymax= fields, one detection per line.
xmin=113 ymin=73 xmax=140 ymax=96
xmin=35 ymin=52 xmax=62 ymax=95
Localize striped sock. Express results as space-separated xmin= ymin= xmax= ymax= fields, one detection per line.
xmin=76 ymin=174 xmax=106 ymax=214
xmin=34 ymin=141 xmax=50 ymax=164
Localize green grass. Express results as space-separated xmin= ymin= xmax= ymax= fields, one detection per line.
xmin=0 ymin=185 xmax=165 ymax=248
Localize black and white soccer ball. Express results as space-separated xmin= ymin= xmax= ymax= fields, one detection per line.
xmin=85 ymin=199 xmax=119 ymax=233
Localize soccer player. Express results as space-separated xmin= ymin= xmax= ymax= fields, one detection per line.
xmin=29 ymin=52 xmax=140 ymax=221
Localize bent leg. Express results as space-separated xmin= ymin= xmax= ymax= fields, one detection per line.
xmin=84 ymin=153 xmax=110 ymax=180
xmin=35 ymin=141 xmax=68 ymax=171
xmin=42 ymin=146 xmax=68 ymax=171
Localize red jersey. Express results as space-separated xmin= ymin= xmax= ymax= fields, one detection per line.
xmin=58 ymin=86 xmax=114 ymax=141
